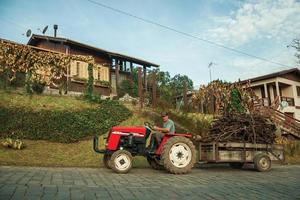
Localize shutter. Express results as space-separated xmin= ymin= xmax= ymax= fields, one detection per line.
xmin=106 ymin=67 xmax=109 ymax=81
xmin=93 ymin=65 xmax=99 ymax=80
xmin=70 ymin=61 xmax=77 ymax=76
xmin=83 ymin=62 xmax=88 ymax=79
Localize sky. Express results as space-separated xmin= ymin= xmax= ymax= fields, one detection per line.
xmin=0 ymin=0 xmax=299 ymax=88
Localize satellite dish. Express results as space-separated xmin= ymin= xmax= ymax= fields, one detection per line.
xmin=42 ymin=25 xmax=48 ymax=34
xmin=26 ymin=29 xmax=32 ymax=37
xmin=280 ymin=101 xmax=288 ymax=110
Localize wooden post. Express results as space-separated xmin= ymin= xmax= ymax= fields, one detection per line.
xmin=275 ymin=81 xmax=281 ymax=103
xmin=130 ymin=62 xmax=133 ymax=81
xmin=143 ymin=66 xmax=147 ymax=91
xmin=115 ymin=59 xmax=120 ymax=94
xmin=152 ymin=71 xmax=157 ymax=108
xmin=138 ymin=67 xmax=143 ymax=109
xmin=183 ymin=80 xmax=188 ymax=111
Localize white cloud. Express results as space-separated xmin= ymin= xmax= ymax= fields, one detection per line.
xmin=206 ymin=0 xmax=300 ymax=46
xmin=226 ymin=48 xmax=298 ymax=81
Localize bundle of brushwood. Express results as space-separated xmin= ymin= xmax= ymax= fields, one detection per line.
xmin=200 ymin=113 xmax=276 ymax=144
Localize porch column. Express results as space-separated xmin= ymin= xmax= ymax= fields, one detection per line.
xmin=264 ymin=83 xmax=268 ymax=98
xmin=264 ymin=83 xmax=269 ymax=106
xmin=115 ymin=59 xmax=120 ymax=87
xmin=275 ymin=81 xmax=281 ymax=103
xmin=143 ymin=66 xmax=147 ymax=91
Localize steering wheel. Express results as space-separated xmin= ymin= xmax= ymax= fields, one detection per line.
xmin=144 ymin=121 xmax=154 ymax=130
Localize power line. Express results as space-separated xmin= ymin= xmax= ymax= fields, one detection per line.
xmin=86 ymin=0 xmax=292 ymax=68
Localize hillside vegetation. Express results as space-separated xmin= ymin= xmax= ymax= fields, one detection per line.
xmin=0 ymin=90 xmax=132 ymax=143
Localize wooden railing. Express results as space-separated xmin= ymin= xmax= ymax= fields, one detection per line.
xmin=260 ymin=107 xmax=300 ymax=138
xmin=271 ymin=96 xmax=280 ymax=109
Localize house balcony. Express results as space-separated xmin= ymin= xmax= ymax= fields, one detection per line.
xmin=280 ymin=96 xmax=295 ymax=106
xmin=258 ymin=96 xmax=295 ymax=107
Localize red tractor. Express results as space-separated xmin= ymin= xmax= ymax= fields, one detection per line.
xmin=93 ymin=122 xmax=196 ymax=174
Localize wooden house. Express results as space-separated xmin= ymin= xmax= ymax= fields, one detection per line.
xmin=240 ymin=68 xmax=300 ymax=120
xmin=27 ymin=34 xmax=159 ymax=96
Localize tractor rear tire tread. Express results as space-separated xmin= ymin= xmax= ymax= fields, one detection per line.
xmin=161 ymin=136 xmax=196 ymax=174
xmin=103 ymin=154 xmax=112 ymax=169
xmin=147 ymin=156 xmax=164 ymax=170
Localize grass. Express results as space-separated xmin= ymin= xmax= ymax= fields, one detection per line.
xmin=0 ymin=136 xmax=148 ymax=168
xmin=0 ymin=89 xmax=96 ymax=111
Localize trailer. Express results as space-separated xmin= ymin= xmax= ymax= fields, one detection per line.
xmin=199 ymin=142 xmax=285 ymax=172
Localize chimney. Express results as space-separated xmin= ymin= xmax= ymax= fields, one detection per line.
xmin=53 ymin=24 xmax=58 ymax=37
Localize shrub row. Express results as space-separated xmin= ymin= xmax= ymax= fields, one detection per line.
xmin=168 ymin=111 xmax=213 ymax=136
xmin=0 ymin=100 xmax=132 ymax=143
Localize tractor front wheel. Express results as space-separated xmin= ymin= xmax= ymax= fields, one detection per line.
xmin=111 ymin=150 xmax=133 ymax=174
xmin=161 ymin=136 xmax=196 ymax=174
xmin=103 ymin=154 xmax=112 ymax=169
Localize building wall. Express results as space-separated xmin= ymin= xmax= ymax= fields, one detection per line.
xmin=34 ymin=40 xmax=111 ymax=95
xmin=277 ymin=77 xmax=300 ymax=120
xmin=281 ymin=85 xmax=293 ymax=97
xmin=252 ymin=87 xmax=262 ymax=98
xmin=68 ymin=81 xmax=110 ymax=96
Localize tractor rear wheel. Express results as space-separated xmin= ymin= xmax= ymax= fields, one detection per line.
xmin=147 ymin=156 xmax=164 ymax=170
xmin=111 ymin=150 xmax=133 ymax=174
xmin=161 ymin=136 xmax=196 ymax=174
xmin=103 ymin=154 xmax=112 ymax=169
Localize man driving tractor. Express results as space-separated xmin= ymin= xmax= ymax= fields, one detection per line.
xmin=149 ymin=111 xmax=175 ymax=152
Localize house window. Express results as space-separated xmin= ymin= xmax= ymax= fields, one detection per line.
xmin=297 ymin=86 xmax=300 ymax=96
xmin=76 ymin=62 xmax=80 ymax=76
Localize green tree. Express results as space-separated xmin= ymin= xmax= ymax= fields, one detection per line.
xmin=118 ymin=79 xmax=138 ymax=97
xmin=170 ymin=74 xmax=193 ymax=96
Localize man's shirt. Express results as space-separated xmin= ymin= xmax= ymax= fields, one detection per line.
xmin=163 ymin=119 xmax=175 ymax=133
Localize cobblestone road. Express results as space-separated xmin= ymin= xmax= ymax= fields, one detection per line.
xmin=0 ymin=165 xmax=299 ymax=200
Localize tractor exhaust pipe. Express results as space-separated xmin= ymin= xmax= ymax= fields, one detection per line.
xmin=93 ymin=135 xmax=106 ymax=154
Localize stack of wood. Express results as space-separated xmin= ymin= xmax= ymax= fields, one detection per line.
xmin=200 ymin=113 xmax=276 ymax=144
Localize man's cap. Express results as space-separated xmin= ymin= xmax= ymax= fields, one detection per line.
xmin=161 ymin=111 xmax=168 ymax=117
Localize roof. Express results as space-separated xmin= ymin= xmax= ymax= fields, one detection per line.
xmin=1 ymin=37 xmax=70 ymax=55
xmin=240 ymin=68 xmax=300 ymax=84
xmin=27 ymin=34 xmax=159 ymax=67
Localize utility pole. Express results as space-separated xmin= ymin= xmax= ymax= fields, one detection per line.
xmin=208 ymin=62 xmax=217 ymax=82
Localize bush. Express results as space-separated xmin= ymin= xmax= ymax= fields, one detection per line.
xmin=32 ymin=81 xmax=45 ymax=94
xmin=0 ymin=100 xmax=132 ymax=143
xmin=118 ymin=79 xmax=138 ymax=98
xmin=168 ymin=111 xmax=213 ymax=136
xmin=285 ymin=140 xmax=300 ymax=157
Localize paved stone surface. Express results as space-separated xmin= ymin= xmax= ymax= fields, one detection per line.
xmin=0 ymin=165 xmax=300 ymax=200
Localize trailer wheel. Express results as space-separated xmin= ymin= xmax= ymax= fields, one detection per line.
xmin=103 ymin=154 xmax=112 ymax=169
xmin=147 ymin=156 xmax=164 ymax=170
xmin=229 ymin=162 xmax=244 ymax=169
xmin=111 ymin=150 xmax=133 ymax=174
xmin=161 ymin=136 xmax=196 ymax=174
xmin=254 ymin=153 xmax=271 ymax=172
